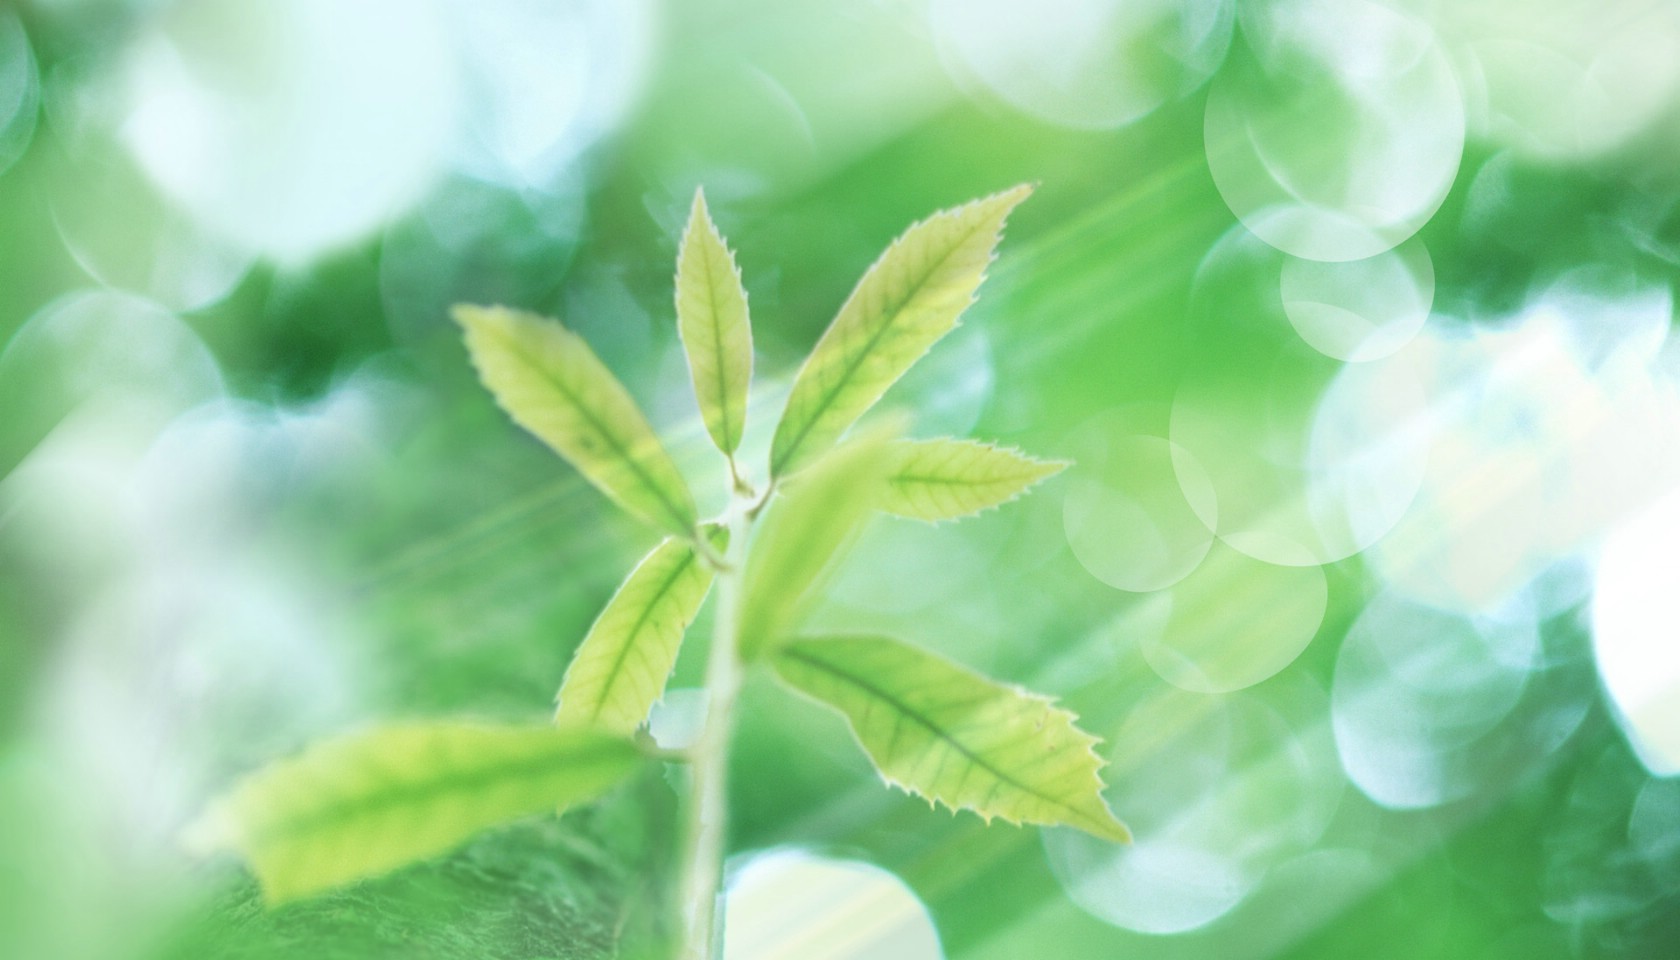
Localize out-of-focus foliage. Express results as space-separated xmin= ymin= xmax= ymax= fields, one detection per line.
xmin=4 ymin=0 xmax=1680 ymax=957
xmin=187 ymin=723 xmax=644 ymax=904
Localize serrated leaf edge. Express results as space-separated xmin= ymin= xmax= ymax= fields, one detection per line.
xmin=676 ymin=188 xmax=753 ymax=457
xmin=554 ymin=524 xmax=726 ymax=732
xmin=882 ymin=437 xmax=1070 ymax=523
xmin=454 ymin=304 xmax=699 ymax=539
xmin=775 ymin=639 xmax=1130 ymax=843
xmin=769 ymin=184 xmax=1032 ymax=478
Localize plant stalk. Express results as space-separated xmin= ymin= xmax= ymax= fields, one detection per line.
xmin=677 ymin=502 xmax=751 ymax=959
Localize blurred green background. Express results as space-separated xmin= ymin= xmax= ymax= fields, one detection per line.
xmin=3 ymin=0 xmax=1680 ymax=958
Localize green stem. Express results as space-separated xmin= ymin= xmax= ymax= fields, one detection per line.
xmin=677 ymin=501 xmax=751 ymax=959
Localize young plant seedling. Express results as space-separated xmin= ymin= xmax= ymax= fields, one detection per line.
xmin=189 ymin=185 xmax=1130 ymax=959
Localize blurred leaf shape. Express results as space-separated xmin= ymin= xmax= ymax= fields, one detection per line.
xmin=555 ymin=525 xmax=728 ymax=734
xmin=772 ymin=635 xmax=1130 ymax=843
xmin=676 ymin=188 xmax=754 ymax=459
xmin=769 ymin=185 xmax=1032 ymax=478
xmin=739 ymin=427 xmax=897 ymax=660
xmin=187 ymin=723 xmax=643 ymax=904
xmin=455 ymin=304 xmax=698 ymax=538
xmin=880 ymin=438 xmax=1067 ymax=522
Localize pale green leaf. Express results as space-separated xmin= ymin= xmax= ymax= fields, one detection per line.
xmin=187 ymin=723 xmax=643 ymax=904
xmin=738 ymin=425 xmax=898 ymax=660
xmin=881 ymin=438 xmax=1067 ymax=522
xmin=676 ymin=188 xmax=753 ymax=457
xmin=772 ymin=635 xmax=1131 ymax=843
xmin=554 ymin=524 xmax=728 ymax=734
xmin=455 ymin=304 xmax=698 ymax=538
xmin=769 ymin=185 xmax=1032 ymax=478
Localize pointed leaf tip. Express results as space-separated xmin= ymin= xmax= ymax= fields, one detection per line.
xmin=772 ymin=635 xmax=1130 ymax=843
xmin=455 ymin=303 xmax=698 ymax=537
xmin=676 ymin=188 xmax=753 ymax=458
xmin=881 ymin=438 xmax=1067 ymax=522
xmin=769 ymin=186 xmax=1032 ymax=478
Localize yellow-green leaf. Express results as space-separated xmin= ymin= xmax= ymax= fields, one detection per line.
xmin=455 ymin=304 xmax=698 ymax=538
xmin=772 ymin=635 xmax=1130 ymax=843
xmin=186 ymin=723 xmax=643 ymax=904
xmin=555 ymin=525 xmax=727 ymax=734
xmin=881 ymin=438 xmax=1067 ymax=522
xmin=676 ymin=188 xmax=753 ymax=457
xmin=738 ymin=426 xmax=897 ymax=660
xmin=769 ymin=185 xmax=1031 ymax=478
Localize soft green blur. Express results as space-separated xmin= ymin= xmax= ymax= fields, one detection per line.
xmin=3 ymin=0 xmax=1679 ymax=958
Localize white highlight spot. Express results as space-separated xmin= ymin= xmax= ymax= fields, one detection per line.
xmin=117 ymin=0 xmax=460 ymax=260
xmin=724 ymin=850 xmax=942 ymax=960
xmin=932 ymin=0 xmax=1233 ymax=130
xmin=443 ymin=0 xmax=653 ymax=188
xmin=1593 ymin=488 xmax=1680 ymax=776
xmin=1368 ymin=286 xmax=1680 ymax=615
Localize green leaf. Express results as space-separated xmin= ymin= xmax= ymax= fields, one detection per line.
xmin=738 ymin=425 xmax=897 ymax=660
xmin=676 ymin=188 xmax=753 ymax=457
xmin=554 ymin=525 xmax=727 ymax=734
xmin=881 ymin=438 xmax=1067 ymax=522
xmin=772 ymin=635 xmax=1131 ymax=843
xmin=187 ymin=723 xmax=643 ymax=904
xmin=769 ymin=185 xmax=1032 ymax=478
xmin=455 ymin=304 xmax=698 ymax=538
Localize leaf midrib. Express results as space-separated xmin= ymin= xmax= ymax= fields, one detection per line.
xmin=244 ymin=738 xmax=628 ymax=848
xmin=772 ymin=213 xmax=993 ymax=476
xmin=700 ymin=231 xmax=739 ymax=452
xmin=494 ymin=321 xmax=692 ymax=535
xmin=890 ymin=467 xmax=1050 ymax=488
xmin=781 ymin=644 xmax=1098 ymax=827
xmin=583 ymin=546 xmax=700 ymax=725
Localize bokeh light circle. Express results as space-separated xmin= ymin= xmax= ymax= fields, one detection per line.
xmin=1431 ymin=0 xmax=1680 ymax=160
xmin=442 ymin=0 xmax=653 ymax=188
xmin=0 ymin=8 xmax=40 ymax=176
xmin=115 ymin=0 xmax=460 ymax=260
xmin=1063 ymin=425 xmax=1216 ymax=593
xmin=1204 ymin=0 xmax=1464 ymax=261
xmin=1332 ymin=591 xmax=1593 ymax=809
xmin=1134 ymin=541 xmax=1326 ymax=693
xmin=0 ymin=291 xmax=224 ymax=444
xmin=931 ymin=0 xmax=1234 ymax=130
xmin=723 ymin=849 xmax=942 ymax=960
xmin=1046 ymin=680 xmax=1341 ymax=934
xmin=1172 ymin=226 xmax=1430 ymax=566
xmin=1280 ymin=238 xmax=1434 ymax=362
